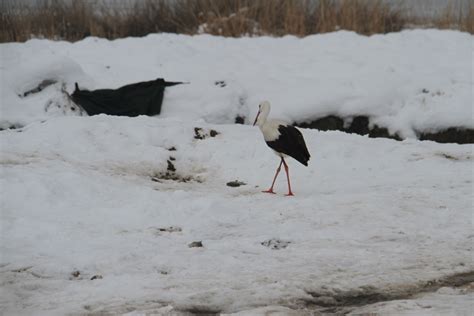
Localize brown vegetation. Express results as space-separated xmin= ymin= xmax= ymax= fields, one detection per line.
xmin=0 ymin=0 xmax=471 ymax=43
xmin=434 ymin=1 xmax=473 ymax=33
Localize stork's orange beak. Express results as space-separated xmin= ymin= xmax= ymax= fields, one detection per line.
xmin=253 ymin=111 xmax=260 ymax=126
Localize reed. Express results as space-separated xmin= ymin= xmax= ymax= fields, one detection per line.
xmin=0 ymin=0 xmax=471 ymax=43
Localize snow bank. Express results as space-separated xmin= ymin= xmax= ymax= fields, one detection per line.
xmin=1 ymin=41 xmax=92 ymax=127
xmin=1 ymin=30 xmax=472 ymax=138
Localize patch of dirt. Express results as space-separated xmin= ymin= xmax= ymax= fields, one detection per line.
xmin=0 ymin=122 xmax=24 ymax=131
xmin=302 ymin=270 xmax=474 ymax=313
xmin=435 ymin=152 xmax=472 ymax=161
xmin=226 ymin=180 xmax=246 ymax=187
xmin=261 ymin=239 xmax=291 ymax=250
xmin=74 ymin=271 xmax=473 ymax=315
xmin=420 ymin=128 xmax=474 ymax=144
xmin=148 ymin=226 xmax=182 ymax=235
xmin=194 ymin=127 xmax=220 ymax=140
xmin=20 ymin=79 xmax=57 ymax=97
xmin=214 ymin=80 xmax=226 ymax=87
xmin=158 ymin=226 xmax=182 ymax=233
xmin=69 ymin=270 xmax=83 ymax=280
xmin=82 ymin=300 xmax=171 ymax=315
xmin=151 ymin=154 xmax=203 ymax=183
xmin=296 ymin=115 xmax=344 ymax=131
xmin=188 ymin=241 xmax=203 ymax=248
xmin=294 ymin=115 xmax=472 ymax=144
xmin=11 ymin=266 xmax=33 ymax=273
xmin=179 ymin=307 xmax=221 ymax=315
xmin=44 ymin=86 xmax=87 ymax=116
xmin=167 ymin=160 xmax=176 ymax=172
xmin=295 ymin=115 xmax=402 ymax=141
xmin=5 ymin=265 xmax=51 ymax=279
xmin=151 ymin=172 xmax=200 ymax=183
xmin=369 ymin=125 xmax=402 ymax=140
xmin=235 ymin=115 xmax=245 ymax=124
xmin=194 ymin=127 xmax=205 ymax=139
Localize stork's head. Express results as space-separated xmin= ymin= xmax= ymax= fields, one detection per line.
xmin=253 ymin=101 xmax=271 ymax=126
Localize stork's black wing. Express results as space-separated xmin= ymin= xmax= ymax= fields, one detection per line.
xmin=266 ymin=125 xmax=310 ymax=166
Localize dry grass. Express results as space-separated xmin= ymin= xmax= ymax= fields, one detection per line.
xmin=0 ymin=0 xmax=472 ymax=43
xmin=435 ymin=1 xmax=473 ymax=34
xmin=183 ymin=0 xmax=407 ymax=37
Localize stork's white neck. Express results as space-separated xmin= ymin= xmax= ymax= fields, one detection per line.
xmin=255 ymin=102 xmax=271 ymax=128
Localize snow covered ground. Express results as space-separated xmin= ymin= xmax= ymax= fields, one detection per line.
xmin=1 ymin=115 xmax=472 ymax=314
xmin=1 ymin=30 xmax=473 ymax=314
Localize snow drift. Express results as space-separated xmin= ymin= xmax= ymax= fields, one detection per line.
xmin=1 ymin=30 xmax=472 ymax=141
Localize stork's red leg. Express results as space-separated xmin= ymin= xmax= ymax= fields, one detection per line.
xmin=282 ymin=158 xmax=294 ymax=196
xmin=263 ymin=159 xmax=283 ymax=194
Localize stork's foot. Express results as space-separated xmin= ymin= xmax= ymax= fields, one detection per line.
xmin=262 ymin=189 xmax=276 ymax=194
xmin=285 ymin=192 xmax=294 ymax=197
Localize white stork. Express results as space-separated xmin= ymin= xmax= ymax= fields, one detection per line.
xmin=253 ymin=101 xmax=310 ymax=196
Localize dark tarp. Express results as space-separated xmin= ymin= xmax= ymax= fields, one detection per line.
xmin=71 ymin=78 xmax=184 ymax=117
